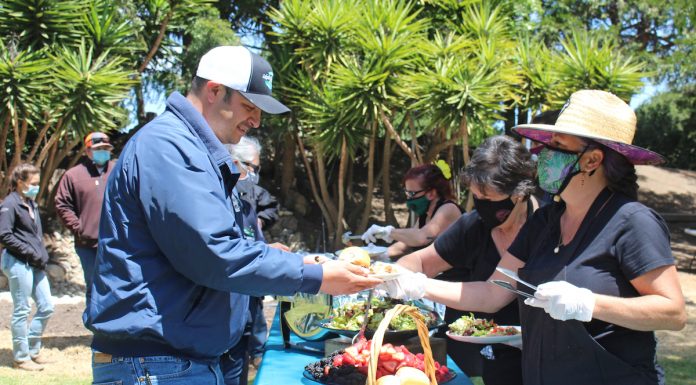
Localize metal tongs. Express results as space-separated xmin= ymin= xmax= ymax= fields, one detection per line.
xmin=352 ymin=289 xmax=374 ymax=343
xmin=489 ymin=267 xmax=539 ymax=299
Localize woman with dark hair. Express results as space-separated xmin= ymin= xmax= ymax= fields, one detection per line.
xmin=384 ymin=90 xmax=686 ymax=385
xmin=0 ymin=163 xmax=54 ymax=371
xmin=386 ymin=136 xmax=537 ymax=385
xmin=362 ymin=163 xmax=461 ymax=259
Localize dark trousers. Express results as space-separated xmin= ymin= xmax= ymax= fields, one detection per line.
xmin=220 ymin=335 xmax=248 ymax=385
xmin=247 ymin=296 xmax=268 ymax=359
xmin=75 ymin=246 xmax=97 ymax=296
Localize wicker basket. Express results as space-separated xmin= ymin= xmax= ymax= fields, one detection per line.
xmin=366 ymin=304 xmax=437 ymax=385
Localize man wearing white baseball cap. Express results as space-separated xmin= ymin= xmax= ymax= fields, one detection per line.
xmin=85 ymin=46 xmax=381 ymax=384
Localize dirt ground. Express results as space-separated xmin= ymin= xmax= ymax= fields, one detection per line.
xmin=0 ymin=165 xmax=694 ymax=383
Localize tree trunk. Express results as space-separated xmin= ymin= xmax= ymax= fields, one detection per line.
xmin=333 ymin=138 xmax=349 ymax=250
xmin=382 ymin=132 xmax=398 ymax=226
xmin=460 ymin=114 xmax=474 ymax=212
xmin=295 ymin=133 xmax=335 ymax=232
xmin=27 ymin=114 xmax=57 ymax=162
xmin=136 ymin=84 xmax=146 ymax=126
xmin=358 ymin=121 xmax=377 ymax=233
xmin=315 ymin=147 xmax=338 ymax=223
xmin=380 ymin=110 xmax=417 ymax=164
xmin=0 ymin=114 xmax=11 ymax=196
xmin=280 ymin=131 xmax=296 ymax=198
xmin=407 ymin=113 xmax=423 ymax=166
xmin=424 ymin=127 xmax=465 ymax=162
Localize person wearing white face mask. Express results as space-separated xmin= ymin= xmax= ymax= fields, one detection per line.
xmin=0 ymin=163 xmax=54 ymax=371
xmin=54 ymin=132 xmax=115 ymax=295
xmin=221 ymin=136 xmax=283 ymax=385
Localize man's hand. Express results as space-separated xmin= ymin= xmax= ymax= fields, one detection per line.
xmin=318 ymin=260 xmax=382 ymax=295
xmin=268 ymin=242 xmax=290 ymax=252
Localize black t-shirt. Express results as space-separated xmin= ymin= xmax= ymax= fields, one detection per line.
xmin=434 ymin=210 xmax=520 ymax=326
xmin=508 ymin=189 xmax=674 ymax=378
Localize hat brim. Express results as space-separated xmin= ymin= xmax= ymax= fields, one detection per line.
xmin=90 ymin=143 xmax=114 ymax=150
xmin=239 ymin=92 xmax=290 ymax=115
xmin=513 ymin=124 xmax=665 ymax=166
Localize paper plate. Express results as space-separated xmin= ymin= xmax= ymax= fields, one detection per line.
xmin=446 ymin=327 xmax=522 ymax=344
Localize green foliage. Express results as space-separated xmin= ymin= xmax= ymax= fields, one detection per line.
xmin=634 ymin=86 xmax=696 ymax=170
xmin=178 ymin=16 xmax=241 ymax=90
xmin=551 ymin=29 xmax=646 ymax=106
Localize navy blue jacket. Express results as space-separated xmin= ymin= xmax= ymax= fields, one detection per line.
xmin=83 ymin=92 xmax=322 ymax=361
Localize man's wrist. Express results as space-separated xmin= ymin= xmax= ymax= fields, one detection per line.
xmin=299 ymin=263 xmax=323 ymax=294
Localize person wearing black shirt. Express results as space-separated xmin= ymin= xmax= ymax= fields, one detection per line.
xmin=386 ymin=90 xmax=686 ymax=385
xmin=362 ymin=163 xmax=461 ymax=259
xmin=392 ymin=136 xmax=538 ymax=385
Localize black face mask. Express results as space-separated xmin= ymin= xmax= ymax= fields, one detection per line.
xmin=473 ymin=196 xmax=516 ymax=228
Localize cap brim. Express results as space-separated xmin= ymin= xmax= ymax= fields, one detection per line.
xmin=239 ymin=92 xmax=290 ymax=115
xmin=514 ymin=124 xmax=665 ymax=166
xmin=90 ymin=143 xmax=114 ymax=150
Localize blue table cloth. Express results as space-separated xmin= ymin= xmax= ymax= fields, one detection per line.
xmin=255 ymin=305 xmax=473 ymax=385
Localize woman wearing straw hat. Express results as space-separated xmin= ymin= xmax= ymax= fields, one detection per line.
xmin=381 ymin=90 xmax=686 ymax=385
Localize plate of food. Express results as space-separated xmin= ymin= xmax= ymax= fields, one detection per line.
xmin=446 ymin=313 xmax=521 ymax=344
xmin=304 ymin=338 xmax=455 ymax=385
xmin=321 ymin=298 xmax=443 ymax=343
xmin=368 ymin=261 xmax=407 ymax=281
xmin=336 ymin=244 xmax=388 ymax=259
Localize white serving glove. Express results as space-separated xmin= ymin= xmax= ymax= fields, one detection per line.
xmin=524 ymin=281 xmax=596 ymax=322
xmin=361 ymin=224 xmax=395 ymax=244
xmin=377 ymin=272 xmax=427 ymax=301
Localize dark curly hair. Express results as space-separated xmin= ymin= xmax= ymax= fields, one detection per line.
xmin=403 ymin=164 xmax=455 ymax=200
xmin=463 ymin=135 xmax=537 ymax=197
xmin=586 ymin=141 xmax=638 ymax=200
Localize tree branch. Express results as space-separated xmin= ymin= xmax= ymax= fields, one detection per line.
xmin=138 ymin=9 xmax=173 ymax=73
xmin=380 ymin=110 xmax=416 ymax=163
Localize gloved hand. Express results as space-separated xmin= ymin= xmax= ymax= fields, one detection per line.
xmin=377 ymin=272 xmax=427 ymax=301
xmin=524 ymin=281 xmax=595 ymax=322
xmin=361 ymin=224 xmax=395 ymax=244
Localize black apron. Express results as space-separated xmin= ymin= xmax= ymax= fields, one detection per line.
xmin=517 ymin=190 xmax=662 ymax=385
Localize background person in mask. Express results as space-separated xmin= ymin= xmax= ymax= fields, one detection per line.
xmin=0 ymin=163 xmax=54 ymax=371
xmin=382 ymin=90 xmax=686 ymax=385
xmin=383 ymin=136 xmax=537 ymax=385
xmin=362 ymin=163 xmax=461 ymax=259
xmin=55 ymin=132 xmax=115 ymax=293
xmin=221 ymin=136 xmax=281 ymax=385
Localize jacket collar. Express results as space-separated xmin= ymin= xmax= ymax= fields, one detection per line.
xmin=165 ymin=92 xmax=241 ymax=176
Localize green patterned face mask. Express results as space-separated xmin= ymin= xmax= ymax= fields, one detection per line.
xmin=537 ymin=147 xmax=583 ymax=194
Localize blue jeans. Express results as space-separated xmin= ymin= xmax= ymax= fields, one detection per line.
xmin=75 ymin=246 xmax=97 ymax=293
xmin=92 ymin=353 xmax=224 ymax=385
xmin=1 ymin=251 xmax=54 ymax=362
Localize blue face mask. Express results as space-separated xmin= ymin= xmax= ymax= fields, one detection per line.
xmin=247 ymin=170 xmax=260 ymax=185
xmin=92 ymin=150 xmax=111 ymax=166
xmin=23 ymin=185 xmax=40 ymax=199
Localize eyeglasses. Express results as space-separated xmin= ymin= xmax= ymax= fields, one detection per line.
xmin=243 ymin=161 xmax=261 ymax=174
xmin=404 ymin=188 xmax=427 ymax=199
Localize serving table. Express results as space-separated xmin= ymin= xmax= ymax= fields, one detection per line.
xmin=254 ymin=305 xmax=474 ymax=385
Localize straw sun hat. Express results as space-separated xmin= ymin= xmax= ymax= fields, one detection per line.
xmin=513 ymin=90 xmax=664 ymax=165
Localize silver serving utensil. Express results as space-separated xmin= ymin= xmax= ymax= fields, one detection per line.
xmin=496 ymin=267 xmax=538 ymax=291
xmin=489 ymin=280 xmax=535 ymax=299
xmin=353 ymin=289 xmax=374 ymax=343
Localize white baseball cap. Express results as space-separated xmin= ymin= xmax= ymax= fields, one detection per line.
xmin=196 ymin=46 xmax=290 ymax=114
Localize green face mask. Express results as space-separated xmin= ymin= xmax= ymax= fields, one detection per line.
xmin=406 ymin=195 xmax=431 ymax=216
